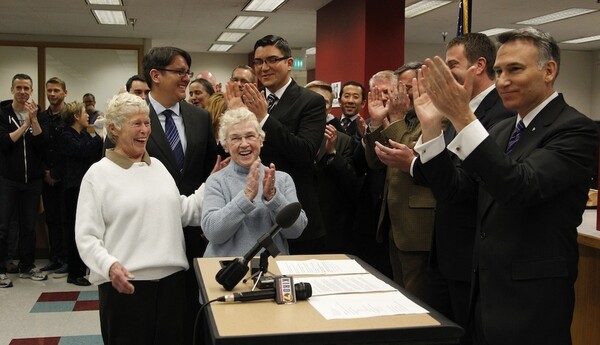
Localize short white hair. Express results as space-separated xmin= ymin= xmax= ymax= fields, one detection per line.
xmin=105 ymin=93 xmax=149 ymax=143
xmin=218 ymin=107 xmax=265 ymax=147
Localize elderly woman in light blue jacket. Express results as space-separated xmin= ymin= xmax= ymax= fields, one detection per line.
xmin=201 ymin=107 xmax=307 ymax=257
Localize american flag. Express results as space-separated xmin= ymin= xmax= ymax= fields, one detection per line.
xmin=456 ymin=0 xmax=472 ymax=37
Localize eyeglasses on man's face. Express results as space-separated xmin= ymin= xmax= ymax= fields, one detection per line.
xmin=156 ymin=68 xmax=194 ymax=79
xmin=252 ymin=56 xmax=290 ymax=68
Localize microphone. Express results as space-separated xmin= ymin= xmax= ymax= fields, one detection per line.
xmin=215 ymin=202 xmax=302 ymax=291
xmin=217 ymin=282 xmax=312 ymax=303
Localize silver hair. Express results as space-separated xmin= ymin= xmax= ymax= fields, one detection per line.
xmin=369 ymin=70 xmax=397 ymax=90
xmin=218 ymin=107 xmax=265 ymax=147
xmin=497 ymin=27 xmax=560 ymax=77
xmin=104 ymin=92 xmax=150 ymax=143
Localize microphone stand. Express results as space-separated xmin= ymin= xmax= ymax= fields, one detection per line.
xmin=244 ymin=246 xmax=278 ymax=289
xmin=215 ymin=202 xmax=302 ymax=291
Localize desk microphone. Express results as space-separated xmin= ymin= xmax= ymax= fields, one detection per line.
xmin=217 ymin=282 xmax=312 ymax=303
xmin=215 ymin=202 xmax=302 ymax=291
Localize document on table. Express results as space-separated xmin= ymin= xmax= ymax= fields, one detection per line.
xmin=295 ymin=274 xmax=396 ymax=296
xmin=277 ymin=259 xmax=367 ymax=275
xmin=308 ymin=291 xmax=429 ymax=320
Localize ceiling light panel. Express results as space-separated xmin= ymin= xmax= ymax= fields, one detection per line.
xmin=217 ymin=32 xmax=247 ymax=42
xmin=209 ymin=44 xmax=233 ymax=52
xmin=479 ymin=28 xmax=514 ymax=36
xmin=516 ymin=8 xmax=597 ymax=25
xmin=92 ymin=10 xmax=127 ymax=25
xmin=562 ymin=35 xmax=600 ymax=44
xmin=405 ymin=1 xmax=452 ymax=19
xmin=243 ymin=0 xmax=286 ymax=12
xmin=227 ymin=16 xmax=265 ymax=30
xmin=87 ymin=0 xmax=123 ymax=5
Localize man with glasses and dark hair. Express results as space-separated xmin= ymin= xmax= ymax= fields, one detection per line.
xmin=240 ymin=35 xmax=326 ymax=254
xmin=229 ymin=65 xmax=256 ymax=92
xmin=142 ymin=46 xmax=217 ymax=343
xmin=125 ymin=74 xmax=150 ymax=100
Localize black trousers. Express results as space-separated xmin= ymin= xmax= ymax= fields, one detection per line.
xmin=42 ymin=181 xmax=66 ymax=263
xmin=99 ymin=270 xmax=186 ymax=345
xmin=424 ymin=265 xmax=473 ymax=345
xmin=0 ymin=177 xmax=42 ymax=272
xmin=63 ymin=187 xmax=87 ymax=278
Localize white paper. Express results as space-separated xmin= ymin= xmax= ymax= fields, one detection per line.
xmin=295 ymin=274 xmax=396 ymax=296
xmin=277 ymin=259 xmax=367 ymax=276
xmin=308 ymin=291 xmax=429 ymax=320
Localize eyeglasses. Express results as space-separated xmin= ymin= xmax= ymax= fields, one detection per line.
xmin=228 ymin=134 xmax=259 ymax=145
xmin=252 ymin=56 xmax=290 ymax=67
xmin=156 ymin=68 xmax=194 ymax=78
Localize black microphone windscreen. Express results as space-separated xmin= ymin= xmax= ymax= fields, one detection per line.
xmin=275 ymin=202 xmax=302 ymax=228
xmin=295 ymin=282 xmax=312 ymax=300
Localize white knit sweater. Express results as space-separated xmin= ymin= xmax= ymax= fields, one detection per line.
xmin=75 ymin=151 xmax=204 ymax=285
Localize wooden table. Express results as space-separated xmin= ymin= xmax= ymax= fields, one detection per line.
xmin=573 ymin=209 xmax=600 ymax=345
xmin=194 ymin=254 xmax=463 ymax=345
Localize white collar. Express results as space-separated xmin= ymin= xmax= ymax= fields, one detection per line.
xmin=469 ymin=84 xmax=495 ymax=112
xmin=517 ymin=91 xmax=559 ymax=128
xmin=265 ymin=77 xmax=293 ymax=100
xmin=148 ymin=93 xmax=181 ymax=117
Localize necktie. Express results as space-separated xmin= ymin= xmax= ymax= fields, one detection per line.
xmin=341 ymin=117 xmax=351 ymax=133
xmin=163 ymin=109 xmax=185 ymax=172
xmin=267 ymin=94 xmax=278 ymax=113
xmin=505 ymin=120 xmax=525 ymax=154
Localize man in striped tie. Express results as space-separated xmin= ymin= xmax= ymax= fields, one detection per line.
xmin=239 ymin=35 xmax=327 ymax=254
xmin=142 ymin=46 xmax=217 ymax=344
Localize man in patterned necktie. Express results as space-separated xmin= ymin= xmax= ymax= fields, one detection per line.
xmin=239 ymin=35 xmax=326 ymax=254
xmin=142 ymin=46 xmax=217 ymax=344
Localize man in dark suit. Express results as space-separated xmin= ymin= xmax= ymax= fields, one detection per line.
xmin=405 ymin=28 xmax=597 ymax=345
xmin=338 ymin=81 xmax=366 ymax=146
xmin=375 ymin=34 xmax=514 ymax=345
xmin=306 ymin=80 xmax=359 ymax=254
xmin=142 ymin=46 xmax=217 ymax=343
xmin=241 ymin=35 xmax=326 ymax=254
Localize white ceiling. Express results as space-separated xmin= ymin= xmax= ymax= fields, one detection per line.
xmin=1 ymin=0 xmax=600 ymax=53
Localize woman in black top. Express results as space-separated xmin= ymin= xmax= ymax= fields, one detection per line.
xmin=60 ymin=101 xmax=103 ymax=286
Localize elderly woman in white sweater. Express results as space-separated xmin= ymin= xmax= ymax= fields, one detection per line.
xmin=75 ymin=92 xmax=207 ymax=345
xmin=202 ymin=107 xmax=307 ymax=257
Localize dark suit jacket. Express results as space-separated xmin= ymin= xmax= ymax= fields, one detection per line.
xmin=327 ymin=116 xmax=344 ymax=133
xmin=314 ymin=131 xmax=359 ymax=252
xmin=340 ymin=116 xmax=362 ymax=149
xmin=423 ymin=94 xmax=598 ymax=344
xmin=147 ymin=101 xmax=217 ymax=197
xmin=261 ymin=80 xmax=326 ymax=241
xmin=414 ymin=88 xmax=515 ymax=282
